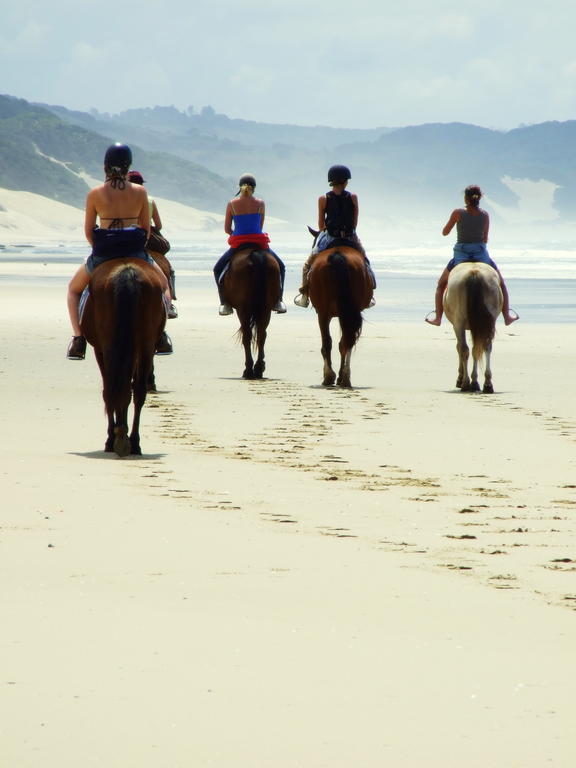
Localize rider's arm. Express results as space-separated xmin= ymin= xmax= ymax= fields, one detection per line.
xmin=483 ymin=212 xmax=490 ymax=243
xmin=317 ymin=195 xmax=327 ymax=231
xmin=259 ymin=199 xmax=266 ymax=229
xmin=442 ymin=209 xmax=459 ymax=236
xmin=151 ymin=200 xmax=162 ymax=230
xmin=137 ymin=188 xmax=151 ymax=237
xmin=224 ymin=202 xmax=233 ymax=235
xmin=351 ymin=193 xmax=359 ymax=229
xmin=84 ymin=189 xmax=98 ymax=245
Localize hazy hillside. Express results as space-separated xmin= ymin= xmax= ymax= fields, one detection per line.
xmin=5 ymin=94 xmax=576 ymax=234
xmin=0 ymin=95 xmax=232 ymax=212
xmin=40 ymin=100 xmax=576 ymax=229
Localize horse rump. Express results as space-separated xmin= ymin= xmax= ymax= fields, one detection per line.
xmin=466 ymin=271 xmax=496 ymax=360
xmin=328 ymin=250 xmax=363 ymax=348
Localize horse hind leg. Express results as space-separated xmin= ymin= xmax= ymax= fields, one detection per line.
xmin=241 ymin=320 xmax=255 ymax=379
xmin=336 ymin=343 xmax=352 ymax=388
xmin=113 ymin=408 xmax=131 ymax=457
xmin=469 ymin=356 xmax=481 ymax=392
xmin=482 ymin=340 xmax=494 ymax=394
xmin=253 ymin=325 xmax=267 ymax=379
xmin=319 ymin=316 xmax=336 ymax=386
xmin=455 ymin=331 xmax=471 ymax=390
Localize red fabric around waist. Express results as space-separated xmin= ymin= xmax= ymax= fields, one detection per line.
xmin=227 ymin=232 xmax=270 ymax=249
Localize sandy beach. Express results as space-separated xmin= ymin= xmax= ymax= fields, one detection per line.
xmin=1 ymin=242 xmax=575 ymax=768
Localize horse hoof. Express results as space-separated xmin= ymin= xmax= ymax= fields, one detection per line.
xmin=470 ymin=381 xmax=481 ymax=392
xmin=460 ymin=383 xmax=471 ymax=392
xmin=483 ymin=384 xmax=494 ymax=394
xmin=243 ymin=370 xmax=255 ymax=380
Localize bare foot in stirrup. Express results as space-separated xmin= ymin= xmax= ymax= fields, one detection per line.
xmin=504 ymin=309 xmax=519 ymax=325
xmin=425 ymin=311 xmax=441 ymax=326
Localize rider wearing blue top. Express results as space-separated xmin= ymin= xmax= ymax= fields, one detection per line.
xmin=426 ymin=185 xmax=519 ymax=326
xmin=213 ymin=174 xmax=286 ymax=316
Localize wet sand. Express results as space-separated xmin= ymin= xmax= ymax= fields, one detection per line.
xmin=1 ymin=267 xmax=575 ymax=767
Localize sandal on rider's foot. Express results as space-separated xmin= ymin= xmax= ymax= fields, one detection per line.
xmin=67 ymin=335 xmax=86 ymax=360
xmin=155 ymin=331 xmax=173 ymax=355
xmin=425 ymin=311 xmax=441 ymax=326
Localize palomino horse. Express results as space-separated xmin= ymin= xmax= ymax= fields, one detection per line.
xmin=220 ymin=248 xmax=281 ymax=379
xmin=443 ymin=262 xmax=503 ymax=393
xmin=80 ymin=258 xmax=166 ymax=456
xmin=307 ymin=235 xmax=373 ymax=388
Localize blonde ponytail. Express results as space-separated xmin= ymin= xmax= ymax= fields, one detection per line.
xmin=239 ymin=183 xmax=253 ymax=196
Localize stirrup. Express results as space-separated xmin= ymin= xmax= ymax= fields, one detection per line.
xmin=219 ymin=303 xmax=233 ymax=316
xmin=167 ymin=302 xmax=178 ymax=319
xmin=368 ymin=297 xmax=376 ymax=308
xmin=273 ymin=300 xmax=287 ymax=313
xmin=67 ymin=335 xmax=86 ymax=360
xmin=425 ymin=311 xmax=441 ymax=326
xmin=294 ymin=293 xmax=309 ymax=308
xmin=155 ymin=331 xmax=173 ymax=355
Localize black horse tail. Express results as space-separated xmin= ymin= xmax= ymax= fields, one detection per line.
xmin=467 ymin=271 xmax=495 ymax=361
xmin=329 ymin=251 xmax=363 ymax=349
xmin=105 ymin=266 xmax=140 ymax=412
xmin=248 ymin=249 xmax=268 ymax=347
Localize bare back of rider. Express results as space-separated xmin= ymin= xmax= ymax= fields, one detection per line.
xmin=66 ymin=179 xmax=173 ymax=359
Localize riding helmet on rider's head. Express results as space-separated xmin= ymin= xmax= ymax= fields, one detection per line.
xmin=327 ymin=164 xmax=351 ymax=185
xmin=104 ymin=143 xmax=133 ymax=189
xmin=127 ymin=170 xmax=145 ymax=185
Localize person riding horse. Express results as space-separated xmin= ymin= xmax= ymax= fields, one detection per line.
xmin=425 ymin=184 xmax=519 ymax=327
xmin=66 ymin=143 xmax=173 ymax=359
xmin=294 ymin=164 xmax=375 ymax=307
xmin=213 ymin=174 xmax=286 ymax=316
xmin=127 ymin=169 xmax=178 ymax=320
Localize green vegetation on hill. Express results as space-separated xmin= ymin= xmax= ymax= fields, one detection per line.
xmin=0 ymin=94 xmax=231 ymax=212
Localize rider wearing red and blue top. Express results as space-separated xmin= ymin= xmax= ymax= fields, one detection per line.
xmin=214 ymin=174 xmax=286 ymax=316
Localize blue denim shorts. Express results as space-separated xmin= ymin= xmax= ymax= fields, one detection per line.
xmin=446 ymin=242 xmax=498 ymax=272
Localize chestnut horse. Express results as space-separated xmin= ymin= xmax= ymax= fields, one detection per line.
xmin=220 ymin=248 xmax=281 ymax=379
xmin=80 ymin=258 xmax=166 ymax=456
xmin=307 ymin=241 xmax=373 ymax=388
xmin=443 ymin=262 xmax=503 ymax=393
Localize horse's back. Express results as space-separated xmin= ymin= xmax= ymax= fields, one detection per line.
xmin=81 ymin=259 xmax=164 ymax=346
xmin=309 ymin=246 xmax=372 ymax=314
xmin=222 ymin=249 xmax=280 ymax=308
xmin=444 ymin=262 xmax=501 ymax=327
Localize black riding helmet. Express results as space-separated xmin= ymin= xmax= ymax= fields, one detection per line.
xmin=328 ymin=164 xmax=351 ymax=184
xmin=238 ymin=173 xmax=256 ymax=188
xmin=104 ymin=143 xmax=133 ymax=173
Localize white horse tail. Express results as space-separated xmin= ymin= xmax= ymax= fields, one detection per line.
xmin=466 ymin=272 xmax=496 ymax=361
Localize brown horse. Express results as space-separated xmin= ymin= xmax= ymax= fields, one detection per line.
xmin=148 ymin=248 xmax=176 ymax=301
xmin=220 ymin=248 xmax=281 ymax=379
xmin=443 ymin=262 xmax=503 ymax=393
xmin=307 ymin=242 xmax=373 ymax=388
xmin=80 ymin=258 xmax=166 ymax=456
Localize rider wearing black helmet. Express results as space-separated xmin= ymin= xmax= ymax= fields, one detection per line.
xmin=294 ymin=165 xmax=375 ymax=307
xmin=66 ymin=143 xmax=173 ymax=359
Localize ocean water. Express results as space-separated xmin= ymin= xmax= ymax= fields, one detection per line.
xmin=1 ymin=241 xmax=574 ymax=324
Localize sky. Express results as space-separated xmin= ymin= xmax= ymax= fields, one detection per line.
xmin=2 ymin=0 xmax=576 ymax=130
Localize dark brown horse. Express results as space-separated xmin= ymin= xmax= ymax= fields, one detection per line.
xmin=307 ymin=241 xmax=373 ymax=388
xmin=148 ymin=248 xmax=176 ymax=301
xmin=80 ymin=258 xmax=166 ymax=456
xmin=220 ymin=248 xmax=281 ymax=379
